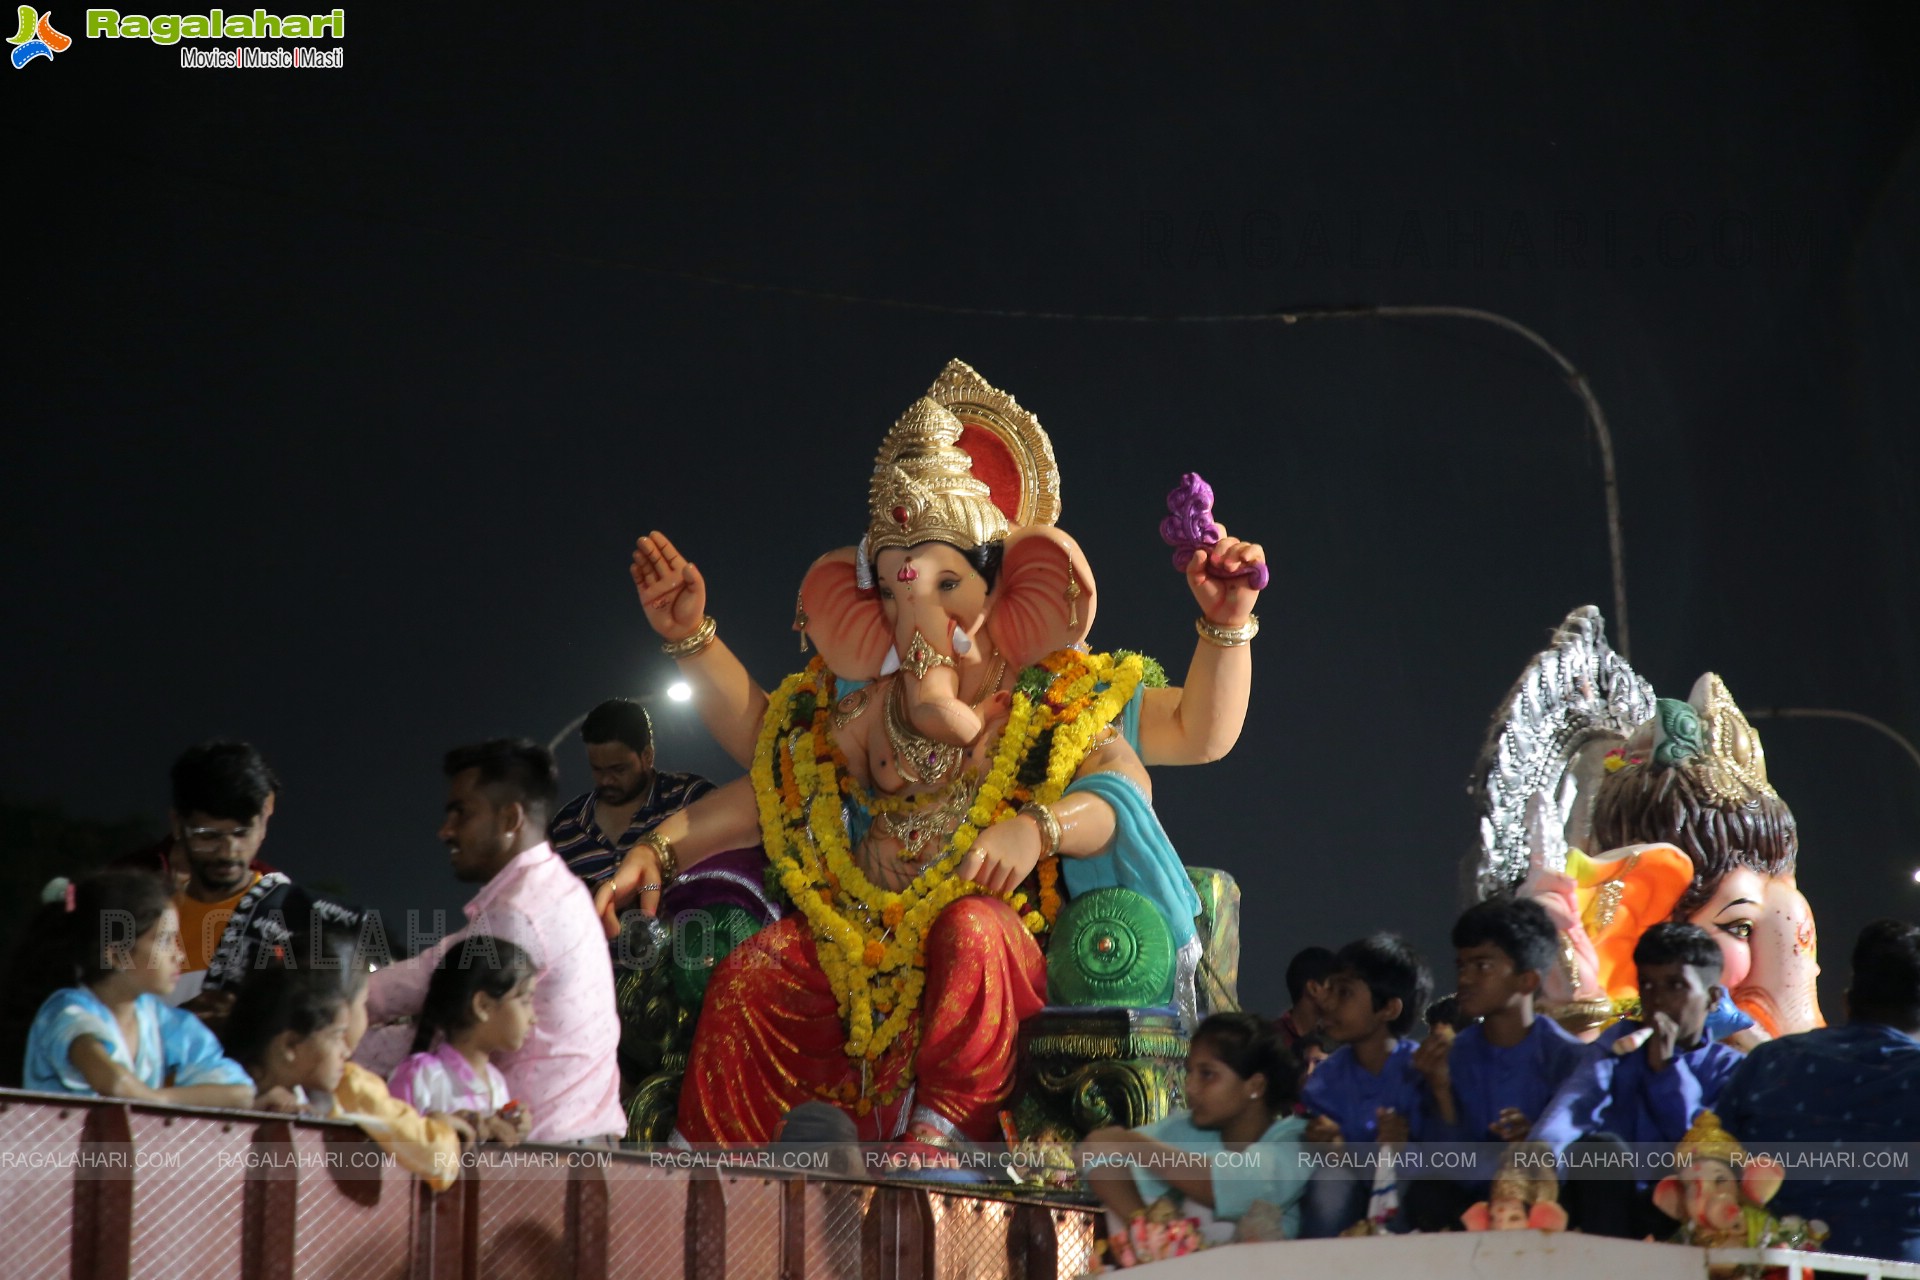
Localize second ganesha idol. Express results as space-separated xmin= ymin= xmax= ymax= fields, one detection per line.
xmin=1471 ymin=606 xmax=1822 ymax=1040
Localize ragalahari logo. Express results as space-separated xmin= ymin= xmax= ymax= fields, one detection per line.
xmin=9 ymin=6 xmax=70 ymax=66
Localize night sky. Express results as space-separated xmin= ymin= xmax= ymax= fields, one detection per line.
xmin=11 ymin=5 xmax=1919 ymax=1020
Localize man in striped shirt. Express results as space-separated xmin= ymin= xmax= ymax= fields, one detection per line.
xmin=547 ymin=698 xmax=714 ymax=891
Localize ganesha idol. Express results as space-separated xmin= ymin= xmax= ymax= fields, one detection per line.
xmin=1473 ymin=607 xmax=1822 ymax=1042
xmin=1652 ymin=1110 xmax=1830 ymax=1270
xmin=596 ymin=360 xmax=1268 ymax=1148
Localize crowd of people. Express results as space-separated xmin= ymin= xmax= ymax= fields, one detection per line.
xmin=1081 ymin=901 xmax=1920 ymax=1263
xmin=0 ymin=711 xmax=683 ymax=1181
xmin=5 ymin=724 xmax=1920 ymax=1266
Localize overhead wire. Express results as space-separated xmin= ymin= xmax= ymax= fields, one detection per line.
xmin=160 ymin=164 xmax=1633 ymax=654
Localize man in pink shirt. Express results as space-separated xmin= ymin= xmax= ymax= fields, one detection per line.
xmin=356 ymin=739 xmax=624 ymax=1144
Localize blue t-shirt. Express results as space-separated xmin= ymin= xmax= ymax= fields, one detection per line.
xmin=24 ymin=986 xmax=251 ymax=1096
xmin=1529 ymin=1020 xmax=1744 ymax=1155
xmin=1300 ymin=1039 xmax=1424 ymax=1143
xmin=1717 ymin=1023 xmax=1920 ymax=1262
xmin=1419 ymin=1016 xmax=1589 ymax=1143
xmin=1130 ymin=1110 xmax=1311 ymax=1233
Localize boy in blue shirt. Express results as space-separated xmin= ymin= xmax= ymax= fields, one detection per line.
xmin=1530 ymin=922 xmax=1745 ymax=1237
xmin=1406 ymin=898 xmax=1588 ymax=1229
xmin=1298 ymin=933 xmax=1431 ymax=1235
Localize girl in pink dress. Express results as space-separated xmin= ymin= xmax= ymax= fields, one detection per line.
xmin=387 ymin=936 xmax=537 ymax=1144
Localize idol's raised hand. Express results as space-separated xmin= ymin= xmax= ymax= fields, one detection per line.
xmin=1185 ymin=522 xmax=1267 ymax=626
xmin=631 ymin=531 xmax=708 ymax=644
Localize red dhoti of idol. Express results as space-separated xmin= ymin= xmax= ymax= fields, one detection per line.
xmin=675 ymin=895 xmax=1046 ymax=1146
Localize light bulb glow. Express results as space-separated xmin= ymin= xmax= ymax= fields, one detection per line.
xmin=667 ymin=682 xmax=693 ymax=703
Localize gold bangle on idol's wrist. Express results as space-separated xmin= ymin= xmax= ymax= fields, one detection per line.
xmin=1195 ymin=613 xmax=1259 ymax=648
xmin=638 ymin=830 xmax=678 ymax=883
xmin=661 ymin=615 xmax=718 ymax=659
xmin=1023 ymin=803 xmax=1062 ymax=858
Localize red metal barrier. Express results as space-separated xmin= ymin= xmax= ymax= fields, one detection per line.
xmin=284 ymin=1121 xmax=422 ymax=1278
xmin=125 ymin=1104 xmax=253 ymax=1275
xmin=1 ymin=1090 xmax=1097 ymax=1280
xmin=2 ymin=1094 xmax=100 ymax=1279
xmin=602 ymin=1160 xmax=688 ymax=1280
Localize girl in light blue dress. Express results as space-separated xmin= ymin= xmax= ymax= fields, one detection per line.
xmin=1078 ymin=1012 xmax=1312 ymax=1256
xmin=7 ymin=871 xmax=253 ymax=1105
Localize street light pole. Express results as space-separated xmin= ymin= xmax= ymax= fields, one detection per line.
xmin=547 ymin=712 xmax=591 ymax=757
xmin=1748 ymin=707 xmax=1920 ymax=778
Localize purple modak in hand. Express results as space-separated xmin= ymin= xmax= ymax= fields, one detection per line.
xmin=1158 ymin=472 xmax=1269 ymax=590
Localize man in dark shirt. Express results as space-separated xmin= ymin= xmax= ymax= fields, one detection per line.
xmin=548 ymin=698 xmax=714 ymax=890
xmin=1717 ymin=919 xmax=1920 ymax=1263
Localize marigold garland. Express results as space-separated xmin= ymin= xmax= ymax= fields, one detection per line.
xmin=751 ymin=651 xmax=1143 ymax=1075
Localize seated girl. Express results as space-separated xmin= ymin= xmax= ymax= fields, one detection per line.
xmin=220 ymin=963 xmax=353 ymax=1117
xmin=224 ymin=941 xmax=474 ymax=1191
xmin=387 ymin=935 xmax=536 ymax=1146
xmin=1077 ymin=1013 xmax=1311 ymax=1261
xmin=10 ymin=871 xmax=252 ymax=1108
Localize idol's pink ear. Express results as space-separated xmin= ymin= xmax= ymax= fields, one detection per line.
xmin=985 ymin=526 xmax=1096 ymax=669
xmin=1460 ymin=1203 xmax=1492 ymax=1232
xmin=1528 ymin=1202 xmax=1569 ymax=1232
xmin=1741 ymin=1155 xmax=1784 ymax=1207
xmin=799 ymin=549 xmax=892 ymax=681
xmin=1652 ymin=1176 xmax=1686 ymax=1221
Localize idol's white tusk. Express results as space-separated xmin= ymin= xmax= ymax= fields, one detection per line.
xmin=880 ymin=646 xmax=901 ymax=675
xmin=951 ymin=626 xmax=972 ymax=656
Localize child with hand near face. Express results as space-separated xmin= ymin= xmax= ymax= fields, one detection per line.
xmin=388 ymin=936 xmax=537 ymax=1146
xmin=1530 ymin=922 xmax=1745 ymax=1238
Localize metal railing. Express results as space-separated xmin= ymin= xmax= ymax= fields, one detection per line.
xmin=1703 ymin=1248 xmax=1920 ymax=1280
xmin=15 ymin=1089 xmax=1920 ymax=1280
xmin=0 ymin=1089 xmax=1099 ymax=1279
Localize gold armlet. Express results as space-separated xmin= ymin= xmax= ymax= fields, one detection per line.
xmin=1195 ymin=613 xmax=1259 ymax=647
xmin=661 ymin=616 xmax=718 ymax=659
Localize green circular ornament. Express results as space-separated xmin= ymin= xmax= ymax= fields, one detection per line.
xmin=1046 ymin=888 xmax=1174 ymax=1007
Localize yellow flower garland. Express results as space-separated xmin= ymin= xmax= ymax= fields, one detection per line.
xmin=751 ymin=652 xmax=1143 ymax=1074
